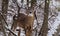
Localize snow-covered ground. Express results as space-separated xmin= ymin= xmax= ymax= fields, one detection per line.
xmin=47 ymin=12 xmax=60 ymax=36
xmin=47 ymin=0 xmax=60 ymax=36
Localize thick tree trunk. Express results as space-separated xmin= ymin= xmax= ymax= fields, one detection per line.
xmin=1 ymin=0 xmax=8 ymax=36
xmin=0 ymin=15 xmax=6 ymax=36
xmin=38 ymin=0 xmax=50 ymax=36
xmin=2 ymin=0 xmax=8 ymax=26
xmin=2 ymin=0 xmax=8 ymax=16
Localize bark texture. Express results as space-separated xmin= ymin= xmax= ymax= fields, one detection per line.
xmin=38 ymin=0 xmax=50 ymax=36
xmin=1 ymin=0 xmax=8 ymax=36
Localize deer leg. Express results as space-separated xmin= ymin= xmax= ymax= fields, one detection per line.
xmin=25 ymin=26 xmax=32 ymax=36
xmin=16 ymin=29 xmax=21 ymax=36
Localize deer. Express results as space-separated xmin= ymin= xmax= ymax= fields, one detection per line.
xmin=8 ymin=10 xmax=34 ymax=36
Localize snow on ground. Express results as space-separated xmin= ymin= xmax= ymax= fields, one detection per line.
xmin=47 ymin=12 xmax=60 ymax=36
xmin=0 ymin=32 xmax=4 ymax=36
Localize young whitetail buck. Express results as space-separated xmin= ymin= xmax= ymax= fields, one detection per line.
xmin=8 ymin=11 xmax=34 ymax=36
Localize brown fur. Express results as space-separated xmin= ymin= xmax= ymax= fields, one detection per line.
xmin=9 ymin=12 xmax=34 ymax=36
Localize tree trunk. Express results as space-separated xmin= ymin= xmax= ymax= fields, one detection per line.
xmin=0 ymin=15 xmax=6 ymax=36
xmin=1 ymin=0 xmax=8 ymax=36
xmin=2 ymin=0 xmax=8 ymax=16
xmin=38 ymin=0 xmax=50 ymax=36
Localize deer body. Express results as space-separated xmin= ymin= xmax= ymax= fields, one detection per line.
xmin=10 ymin=12 xmax=34 ymax=36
